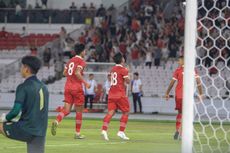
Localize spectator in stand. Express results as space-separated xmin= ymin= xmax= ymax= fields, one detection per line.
xmin=168 ymin=43 xmax=178 ymax=59
xmin=119 ymin=40 xmax=127 ymax=57
xmin=79 ymin=32 xmax=86 ymax=45
xmin=69 ymin=2 xmax=77 ymax=10
xmin=30 ymin=47 xmax=38 ymax=56
xmin=116 ymin=12 xmax=127 ymax=28
xmin=145 ymin=42 xmax=153 ymax=68
xmin=89 ymin=2 xmax=96 ymax=11
xmin=96 ymin=4 xmax=106 ymax=17
xmin=80 ymin=3 xmax=87 ymax=11
xmin=154 ymin=47 xmax=162 ymax=67
xmin=107 ymin=4 xmax=116 ymax=25
xmin=131 ymin=17 xmax=140 ymax=32
xmin=35 ymin=2 xmax=41 ymax=9
xmin=41 ymin=0 xmax=47 ymax=8
xmin=15 ymin=2 xmax=22 ymax=15
xmin=0 ymin=1 xmax=6 ymax=8
xmin=43 ymin=48 xmax=51 ymax=68
xmin=143 ymin=1 xmax=153 ymax=21
xmin=59 ymin=27 xmax=67 ymax=38
xmin=84 ymin=74 xmax=97 ymax=110
xmin=54 ymin=53 xmax=64 ymax=80
xmin=20 ymin=26 xmax=28 ymax=37
xmin=0 ymin=27 xmax=8 ymax=38
xmin=131 ymin=44 xmax=140 ymax=68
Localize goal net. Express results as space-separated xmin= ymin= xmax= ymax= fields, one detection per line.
xmin=184 ymin=0 xmax=230 ymax=153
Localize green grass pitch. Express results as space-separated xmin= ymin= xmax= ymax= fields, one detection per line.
xmin=0 ymin=118 xmax=181 ymax=153
xmin=1 ymin=118 xmax=229 ymax=153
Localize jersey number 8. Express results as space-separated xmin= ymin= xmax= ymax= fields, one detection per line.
xmin=68 ymin=62 xmax=75 ymax=75
xmin=111 ymin=72 xmax=118 ymax=86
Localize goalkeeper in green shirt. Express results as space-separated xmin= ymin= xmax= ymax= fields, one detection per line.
xmin=0 ymin=56 xmax=49 ymax=153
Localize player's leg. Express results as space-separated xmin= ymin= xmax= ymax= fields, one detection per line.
xmin=27 ymin=136 xmax=45 ymax=153
xmin=51 ymin=102 xmax=72 ymax=136
xmin=84 ymin=95 xmax=88 ymax=109
xmin=2 ymin=122 xmax=34 ymax=142
xmin=74 ymin=105 xmax=85 ymax=139
xmin=0 ymin=123 xmax=6 ymax=136
xmin=101 ymin=99 xmax=116 ymax=141
xmin=174 ymin=98 xmax=182 ymax=140
xmin=89 ymin=95 xmax=94 ymax=109
xmin=137 ymin=95 xmax=142 ymax=113
xmin=74 ymin=91 xmax=85 ymax=139
xmin=117 ymin=97 xmax=130 ymax=140
xmin=132 ymin=93 xmax=137 ymax=113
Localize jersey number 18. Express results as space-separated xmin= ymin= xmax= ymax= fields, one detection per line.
xmin=111 ymin=72 xmax=118 ymax=86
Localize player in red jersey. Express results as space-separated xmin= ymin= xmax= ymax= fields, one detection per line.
xmin=51 ymin=44 xmax=90 ymax=139
xmin=165 ymin=56 xmax=203 ymax=140
xmin=101 ymin=52 xmax=130 ymax=141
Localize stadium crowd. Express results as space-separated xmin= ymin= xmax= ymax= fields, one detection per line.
xmin=0 ymin=0 xmax=229 ymax=68
xmin=60 ymin=0 xmax=229 ymax=68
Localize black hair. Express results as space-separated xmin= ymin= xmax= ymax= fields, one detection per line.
xmin=89 ymin=73 xmax=94 ymax=76
xmin=134 ymin=72 xmax=139 ymax=76
xmin=74 ymin=44 xmax=85 ymax=55
xmin=179 ymin=56 xmax=184 ymax=59
xmin=113 ymin=52 xmax=123 ymax=64
xmin=21 ymin=56 xmax=41 ymax=74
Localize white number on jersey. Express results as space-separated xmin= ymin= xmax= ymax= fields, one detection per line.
xmin=111 ymin=72 xmax=118 ymax=86
xmin=68 ymin=62 xmax=75 ymax=75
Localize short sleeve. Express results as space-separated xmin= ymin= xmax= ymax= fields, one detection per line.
xmin=172 ymin=69 xmax=178 ymax=80
xmin=77 ymin=60 xmax=86 ymax=70
xmin=15 ymin=84 xmax=26 ymax=105
xmin=122 ymin=68 xmax=129 ymax=79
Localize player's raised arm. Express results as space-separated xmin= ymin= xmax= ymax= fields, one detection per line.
xmin=63 ymin=66 xmax=67 ymax=76
xmin=165 ymin=79 xmax=176 ymax=100
xmin=196 ymin=76 xmax=203 ymax=101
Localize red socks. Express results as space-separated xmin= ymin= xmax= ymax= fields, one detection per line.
xmin=119 ymin=114 xmax=129 ymax=132
xmin=176 ymin=113 xmax=182 ymax=132
xmin=56 ymin=110 xmax=70 ymax=123
xmin=102 ymin=114 xmax=113 ymax=131
xmin=76 ymin=112 xmax=82 ymax=133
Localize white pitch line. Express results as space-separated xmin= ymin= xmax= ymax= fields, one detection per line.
xmin=2 ymin=141 xmax=128 ymax=149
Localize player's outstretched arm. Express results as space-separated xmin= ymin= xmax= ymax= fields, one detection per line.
xmin=165 ymin=79 xmax=176 ymax=100
xmin=63 ymin=68 xmax=67 ymax=77
xmin=196 ymin=77 xmax=203 ymax=101
xmin=75 ymin=67 xmax=91 ymax=89
xmin=124 ymin=77 xmax=130 ymax=84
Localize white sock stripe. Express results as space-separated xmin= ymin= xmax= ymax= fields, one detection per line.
xmin=103 ymin=122 xmax=109 ymax=127
xmin=120 ymin=122 xmax=126 ymax=127
xmin=76 ymin=120 xmax=82 ymax=124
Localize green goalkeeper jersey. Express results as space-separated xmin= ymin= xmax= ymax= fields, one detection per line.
xmin=11 ymin=75 xmax=49 ymax=136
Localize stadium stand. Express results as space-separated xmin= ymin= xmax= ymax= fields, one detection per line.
xmin=0 ymin=0 xmax=229 ymax=112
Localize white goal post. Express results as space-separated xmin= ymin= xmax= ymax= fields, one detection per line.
xmin=182 ymin=0 xmax=198 ymax=153
xmin=183 ymin=0 xmax=230 ymax=153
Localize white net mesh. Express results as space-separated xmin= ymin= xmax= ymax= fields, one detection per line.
xmin=194 ymin=0 xmax=230 ymax=152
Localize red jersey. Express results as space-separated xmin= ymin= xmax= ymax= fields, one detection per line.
xmin=108 ymin=64 xmax=129 ymax=99
xmin=173 ymin=66 xmax=199 ymax=99
xmin=64 ymin=55 xmax=86 ymax=91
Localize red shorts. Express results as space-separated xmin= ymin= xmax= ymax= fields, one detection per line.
xmin=108 ymin=97 xmax=130 ymax=113
xmin=64 ymin=89 xmax=84 ymax=106
xmin=175 ymin=97 xmax=182 ymax=112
